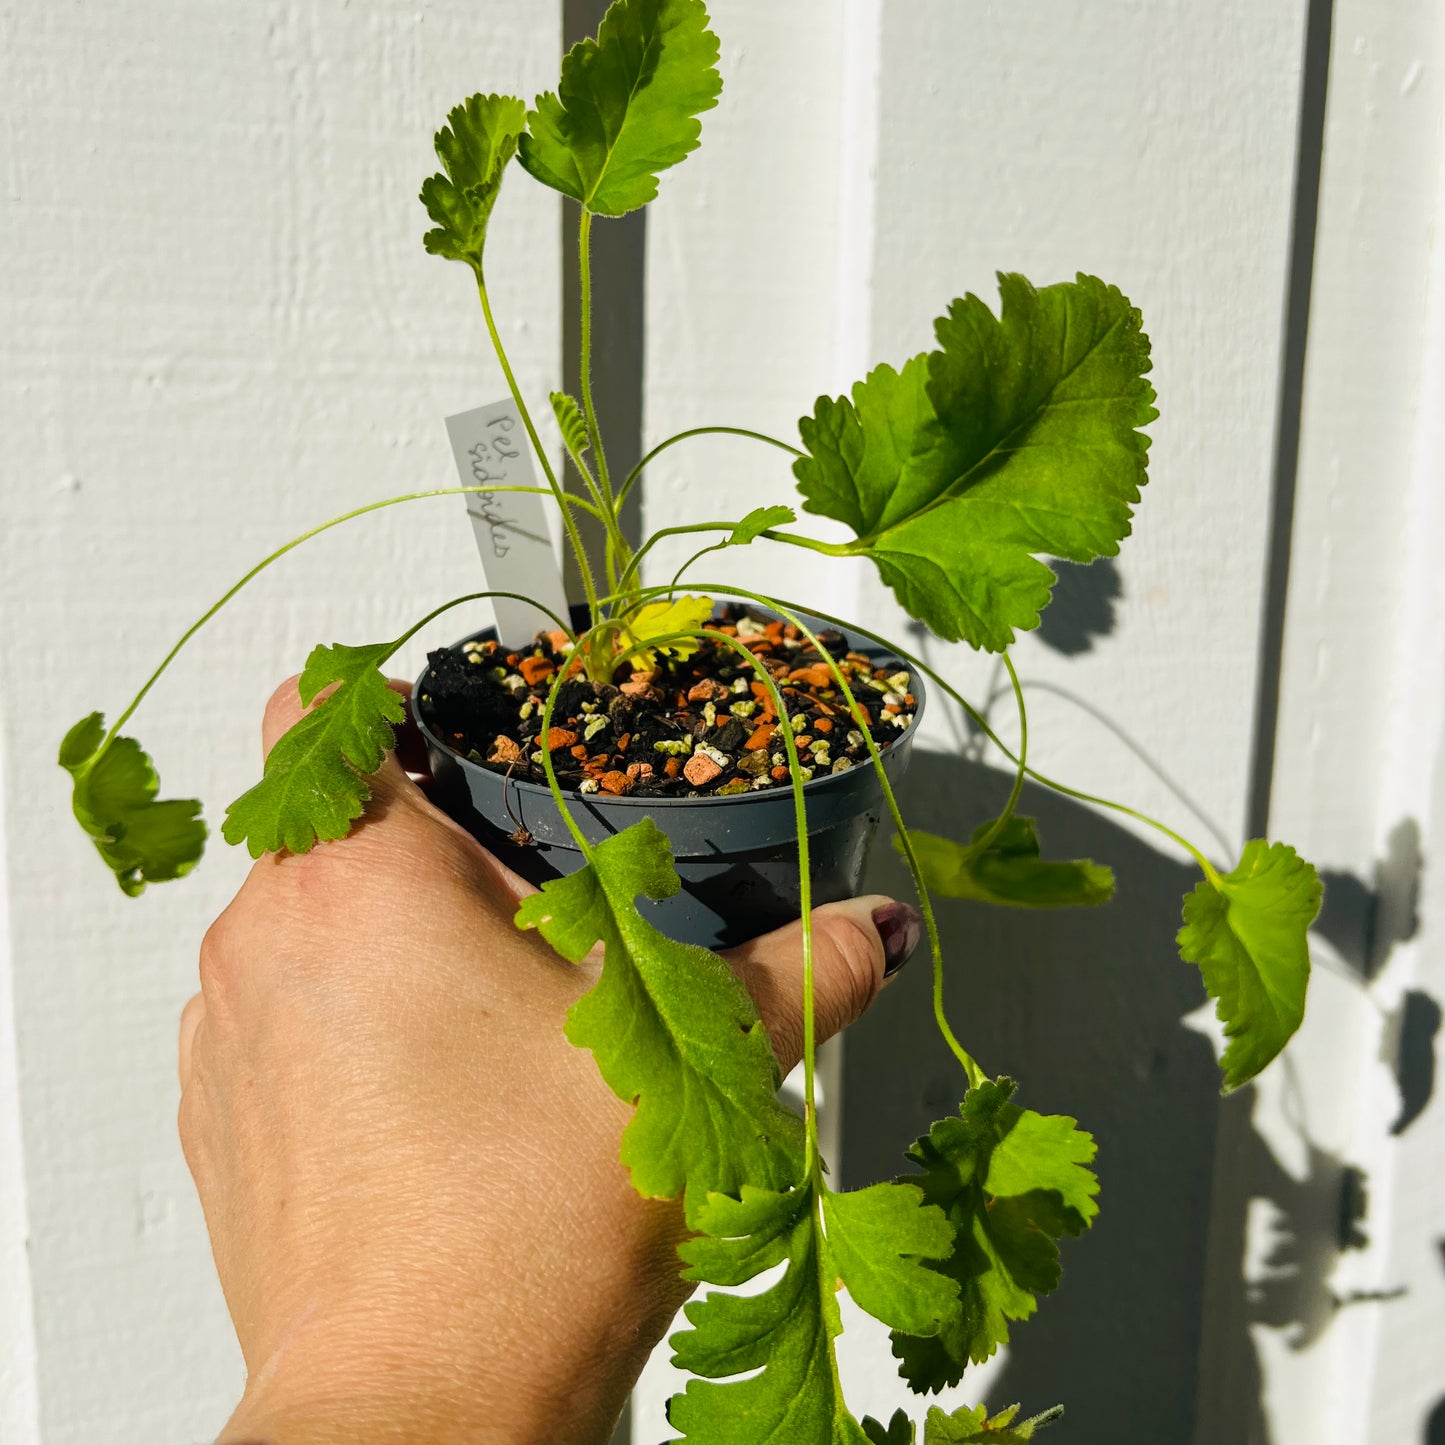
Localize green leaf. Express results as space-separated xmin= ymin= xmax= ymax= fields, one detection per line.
xmin=727 ymin=504 xmax=795 ymax=546
xmin=421 ymin=93 xmax=528 ymax=270
xmin=221 ymin=642 xmax=405 ymax=859
xmin=550 ymin=390 xmax=591 ymax=461
xmin=60 ymin=713 xmax=206 ymax=897
xmin=619 ymin=594 xmax=715 ymax=670
xmin=1177 ymin=840 xmax=1321 ymax=1091
xmin=891 ymin=1079 xmax=1098 ymax=1393
xmin=924 ymin=1403 xmax=1063 ymax=1444
xmin=903 ymin=817 xmax=1114 ymax=908
xmin=669 ymin=1178 xmax=957 ymax=1444
xmin=517 ymin=0 xmax=722 ymax=216
xmin=515 ymin=819 xmax=803 ymax=1208
xmin=862 ymin=1411 xmax=916 ymax=1445
xmin=796 ymin=274 xmax=1156 ymax=651
xmin=821 ymin=1182 xmax=960 ymax=1336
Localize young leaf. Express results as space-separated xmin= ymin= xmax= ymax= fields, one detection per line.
xmin=728 ymin=504 xmax=795 ymax=546
xmin=904 ymin=817 xmax=1114 ymax=908
xmin=822 ymin=1182 xmax=961 ymax=1337
xmin=618 ymin=594 xmax=715 ymax=670
xmin=669 ymin=1178 xmax=957 ymax=1443
xmin=60 ymin=713 xmax=206 ymax=897
xmin=862 ymin=1411 xmax=916 ymax=1445
xmin=924 ymin=1403 xmax=1063 ymax=1443
xmin=515 ymin=819 xmax=803 ymax=1208
xmin=1177 ymin=840 xmax=1321 ymax=1091
xmin=420 ymin=93 xmax=528 ymax=270
xmin=796 ymin=275 xmax=1156 ymax=652
xmin=891 ymin=1078 xmax=1098 ymax=1393
xmin=517 ymin=0 xmax=722 ymax=217
xmin=221 ymin=642 xmax=405 ymax=858
xmin=550 ymin=390 xmax=591 ymax=461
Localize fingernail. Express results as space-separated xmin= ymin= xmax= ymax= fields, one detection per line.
xmin=873 ymin=901 xmax=924 ymax=978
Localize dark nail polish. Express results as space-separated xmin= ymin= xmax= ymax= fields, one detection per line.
xmin=873 ymin=901 xmax=923 ymax=978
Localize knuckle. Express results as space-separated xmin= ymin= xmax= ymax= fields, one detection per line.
xmin=197 ymin=908 xmax=243 ymax=1011
xmin=263 ymin=675 xmax=305 ymax=738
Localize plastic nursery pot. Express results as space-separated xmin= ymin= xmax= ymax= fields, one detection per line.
xmin=412 ymin=606 xmax=924 ymax=950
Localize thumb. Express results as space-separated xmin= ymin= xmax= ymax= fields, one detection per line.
xmin=720 ymin=897 xmax=923 ymax=1076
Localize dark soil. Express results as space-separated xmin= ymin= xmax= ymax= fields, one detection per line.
xmin=416 ymin=603 xmax=919 ymax=799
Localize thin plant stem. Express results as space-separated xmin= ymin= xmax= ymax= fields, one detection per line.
xmin=965 ymin=652 xmax=1029 ymax=859
xmin=474 ymin=267 xmax=600 ymax=624
xmin=616 ymin=427 xmax=805 ymax=512
xmin=575 ymin=211 xmax=636 ymax=596
xmin=743 ymin=598 xmax=984 ymax=1088
xmin=98 ymin=485 xmax=592 ymax=754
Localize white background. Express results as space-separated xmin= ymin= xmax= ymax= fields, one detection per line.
xmin=2 ymin=2 xmax=1442 ymax=1442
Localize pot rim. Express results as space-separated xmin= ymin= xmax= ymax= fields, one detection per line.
xmin=412 ymin=614 xmax=925 ymax=810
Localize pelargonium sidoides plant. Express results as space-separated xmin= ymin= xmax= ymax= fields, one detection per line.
xmin=59 ymin=2 xmax=1322 ymax=1439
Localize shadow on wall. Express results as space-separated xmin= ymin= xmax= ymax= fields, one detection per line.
xmin=846 ymin=754 xmax=1221 ymax=1444
xmin=844 ymin=754 xmax=1427 ymax=1445
xmin=1033 ymin=557 xmax=1122 ymax=657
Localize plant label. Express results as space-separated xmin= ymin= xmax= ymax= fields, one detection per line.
xmin=445 ymin=399 xmax=572 ymax=645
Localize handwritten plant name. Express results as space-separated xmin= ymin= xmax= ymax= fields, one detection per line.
xmin=466 ymin=415 xmax=522 ymax=558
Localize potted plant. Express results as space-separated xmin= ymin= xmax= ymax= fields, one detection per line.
xmin=58 ymin=1 xmax=1322 ymax=1438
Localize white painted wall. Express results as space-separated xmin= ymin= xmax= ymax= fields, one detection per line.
xmin=0 ymin=3 xmax=559 ymax=1441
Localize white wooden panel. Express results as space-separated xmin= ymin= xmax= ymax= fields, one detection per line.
xmin=1235 ymin=5 xmax=1445 ymax=1442
xmin=0 ymin=3 xmax=560 ymax=1440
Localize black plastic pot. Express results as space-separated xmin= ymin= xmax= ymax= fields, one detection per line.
xmin=412 ymin=607 xmax=924 ymax=949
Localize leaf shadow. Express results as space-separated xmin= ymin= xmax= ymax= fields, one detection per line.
xmin=1033 ymin=557 xmax=1123 ymax=657
xmin=841 ymin=753 xmax=1412 ymax=1445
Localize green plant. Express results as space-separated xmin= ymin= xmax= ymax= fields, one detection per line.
xmin=60 ymin=1 xmax=1322 ymax=1437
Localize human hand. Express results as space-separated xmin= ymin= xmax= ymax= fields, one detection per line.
xmin=180 ymin=676 xmax=921 ymax=1445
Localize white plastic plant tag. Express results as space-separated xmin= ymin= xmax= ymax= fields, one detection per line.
xmin=445 ymin=399 xmax=571 ymax=647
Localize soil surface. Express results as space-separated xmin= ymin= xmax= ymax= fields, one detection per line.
xmin=417 ymin=604 xmax=919 ymax=800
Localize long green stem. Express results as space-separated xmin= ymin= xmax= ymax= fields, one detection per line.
xmin=745 ymin=598 xmax=984 ymax=1088
xmin=475 ymin=266 xmax=600 ymax=624
xmin=965 ymin=652 xmax=1029 ymax=860
xmin=99 ymin=484 xmax=593 ymax=753
xmin=615 ymin=519 xmax=751 ymax=598
xmin=575 ymin=211 xmax=636 ymax=596
xmin=616 ymin=427 xmax=805 ymax=512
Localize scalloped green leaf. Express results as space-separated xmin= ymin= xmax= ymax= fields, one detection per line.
xmin=728 ymin=504 xmax=795 ymax=546
xmin=1177 ymin=840 xmax=1321 ymax=1091
xmin=903 ymin=816 xmax=1114 ymax=909
xmin=796 ymin=274 xmax=1155 ymax=651
xmin=515 ymin=818 xmax=803 ymax=1210
xmin=420 ymin=93 xmax=527 ymax=270
xmin=924 ymin=1402 xmax=1063 ymax=1443
xmin=221 ymin=642 xmax=405 ymax=858
xmin=517 ymin=0 xmax=722 ymax=216
xmin=891 ymin=1078 xmax=1098 ymax=1393
xmin=60 ymin=713 xmax=206 ymax=897
xmin=669 ymin=1178 xmax=957 ymax=1443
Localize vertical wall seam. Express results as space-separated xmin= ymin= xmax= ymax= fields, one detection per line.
xmin=1245 ymin=0 xmax=1337 ymax=842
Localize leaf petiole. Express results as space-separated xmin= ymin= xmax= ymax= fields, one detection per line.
xmin=95 ymin=486 xmax=590 ymax=761
xmin=615 ymin=426 xmax=805 ymax=512
xmin=474 ymin=268 xmax=602 ymax=624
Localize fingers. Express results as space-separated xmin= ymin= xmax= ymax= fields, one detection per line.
xmin=720 ymin=896 xmax=923 ymax=1076
xmin=178 ymin=991 xmax=205 ymax=1090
